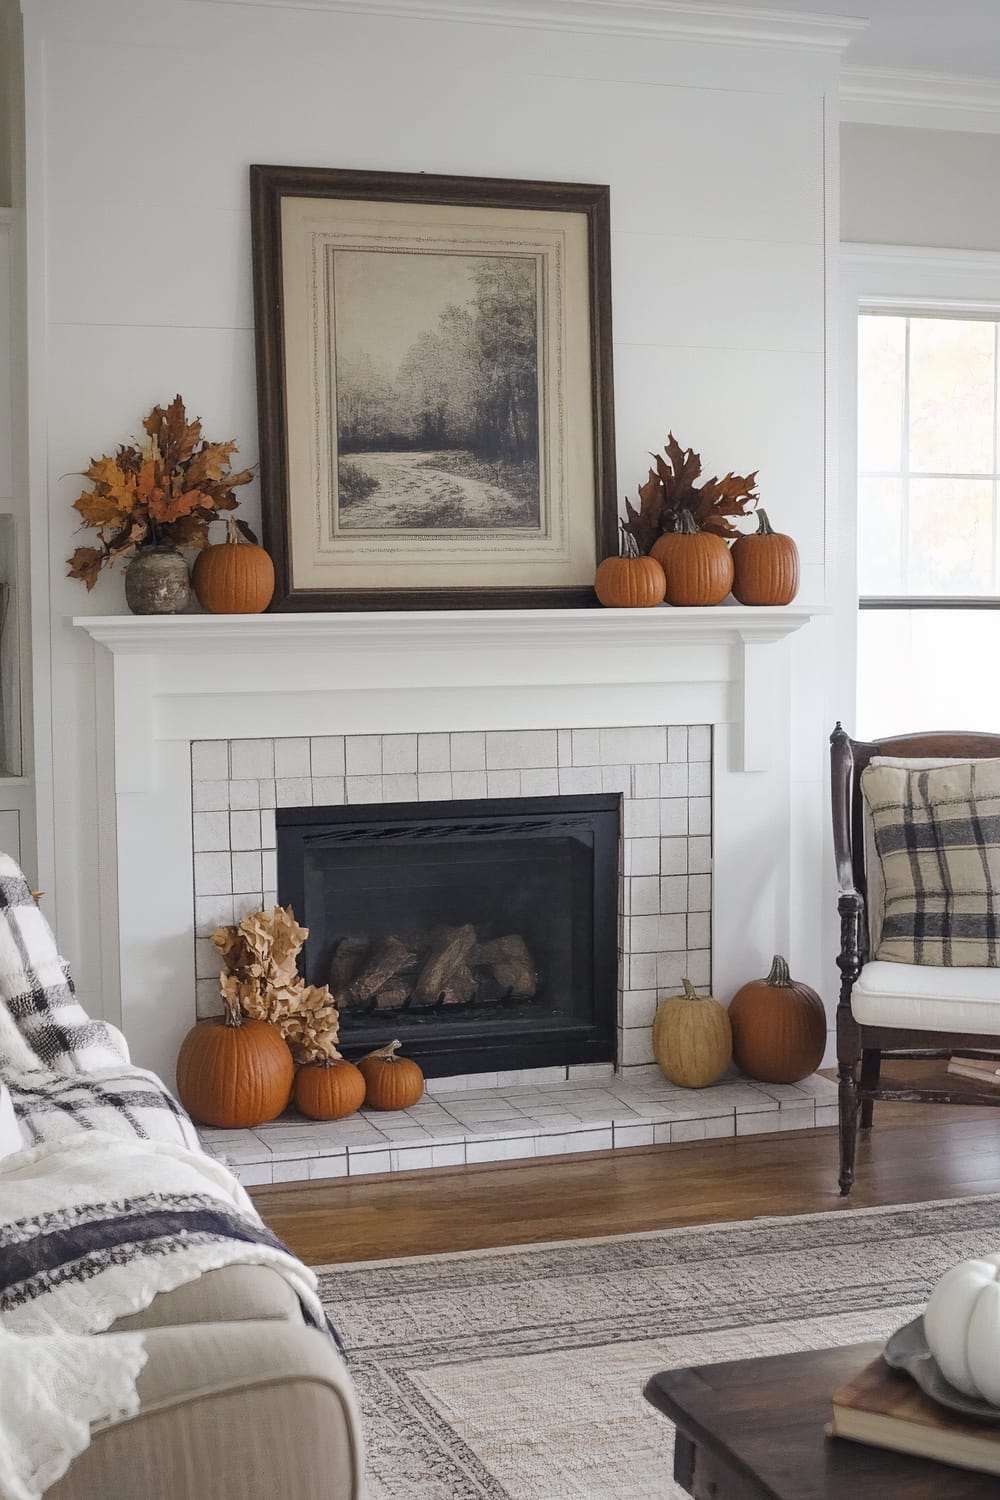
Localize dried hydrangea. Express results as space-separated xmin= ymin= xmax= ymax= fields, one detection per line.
xmin=212 ymin=905 xmax=341 ymax=1063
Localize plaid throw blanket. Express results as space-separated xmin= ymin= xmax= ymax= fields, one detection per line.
xmin=7 ymin=1063 xmax=200 ymax=1151
xmin=0 ymin=1133 xmax=332 ymax=1338
xmin=862 ymin=759 xmax=1000 ymax=966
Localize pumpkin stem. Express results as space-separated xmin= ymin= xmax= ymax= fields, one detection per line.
xmin=619 ymin=522 xmax=639 ymax=559
xmin=682 ymin=978 xmax=700 ymax=1001
xmin=221 ymin=994 xmax=244 ymax=1028
xmin=766 ymin=955 xmax=791 ymax=986
xmin=676 ymin=508 xmax=699 ymax=536
xmin=368 ymin=1038 xmax=402 ymax=1063
xmin=225 ymin=516 xmax=241 ymax=546
xmin=755 ymin=509 xmax=776 ymax=536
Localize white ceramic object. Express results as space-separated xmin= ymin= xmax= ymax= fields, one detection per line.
xmin=924 ymin=1256 xmax=1000 ymax=1403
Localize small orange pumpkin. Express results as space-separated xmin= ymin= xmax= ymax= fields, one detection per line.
xmin=728 ymin=955 xmax=826 ymax=1084
xmin=594 ymin=527 xmax=666 ymax=608
xmin=293 ymin=1057 xmax=366 ymax=1121
xmin=357 ymin=1039 xmax=425 ymax=1110
xmin=651 ymin=509 xmax=734 ymax=606
xmin=731 ymin=509 xmax=800 ymax=606
xmin=193 ymin=518 xmax=275 ymax=614
xmin=176 ymin=1000 xmax=294 ymax=1127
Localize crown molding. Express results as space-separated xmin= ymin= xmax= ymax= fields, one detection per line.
xmin=841 ymin=65 xmax=1000 ymax=134
xmin=841 ymin=242 xmax=1000 ymax=273
xmin=189 ymin=0 xmax=867 ymax=53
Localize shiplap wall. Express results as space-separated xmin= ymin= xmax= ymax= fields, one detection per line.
xmin=22 ymin=0 xmax=840 ymax=1034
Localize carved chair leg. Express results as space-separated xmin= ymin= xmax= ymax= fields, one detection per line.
xmin=859 ymin=1048 xmax=881 ymax=1131
xmin=838 ymin=1059 xmax=860 ymax=1196
xmin=836 ymin=994 xmax=863 ymax=1197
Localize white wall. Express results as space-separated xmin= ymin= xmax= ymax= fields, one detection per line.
xmin=842 ymin=122 xmax=1000 ymax=252
xmin=21 ymin=0 xmax=839 ymax=1035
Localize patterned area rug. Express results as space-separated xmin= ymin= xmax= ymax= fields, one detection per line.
xmin=317 ymin=1197 xmax=1000 ymax=1499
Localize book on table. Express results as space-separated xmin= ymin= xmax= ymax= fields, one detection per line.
xmin=946 ymin=1057 xmax=1000 ymax=1085
xmin=829 ymin=1357 xmax=1000 ymax=1475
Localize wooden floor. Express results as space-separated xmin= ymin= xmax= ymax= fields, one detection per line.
xmin=254 ymin=1065 xmax=1000 ymax=1266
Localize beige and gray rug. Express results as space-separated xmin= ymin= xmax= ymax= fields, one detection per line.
xmin=317 ymin=1197 xmax=1000 ymax=1499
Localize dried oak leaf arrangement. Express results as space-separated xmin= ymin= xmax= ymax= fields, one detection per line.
xmin=622 ymin=433 xmax=759 ymax=554
xmin=66 ymin=394 xmax=255 ymax=590
xmin=211 ymin=905 xmax=341 ymax=1064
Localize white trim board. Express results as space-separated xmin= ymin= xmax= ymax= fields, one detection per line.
xmin=186 ymin=0 xmax=867 ymax=52
xmin=841 ymin=66 xmax=1000 ymax=135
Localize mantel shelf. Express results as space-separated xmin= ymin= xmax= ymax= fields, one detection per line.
xmin=74 ymin=604 xmax=824 ymax=656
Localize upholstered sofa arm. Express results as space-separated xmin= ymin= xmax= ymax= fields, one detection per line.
xmin=46 ymin=1321 xmax=364 ymax=1500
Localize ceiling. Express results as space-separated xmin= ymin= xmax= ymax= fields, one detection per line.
xmin=724 ymin=0 xmax=1000 ymax=77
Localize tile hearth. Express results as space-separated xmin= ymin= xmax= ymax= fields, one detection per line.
xmin=200 ymin=1068 xmax=839 ymax=1187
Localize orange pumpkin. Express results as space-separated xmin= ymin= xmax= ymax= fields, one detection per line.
xmin=728 ymin=955 xmax=826 ymax=1084
xmin=594 ymin=528 xmax=666 ymax=608
xmin=357 ymin=1039 xmax=425 ymax=1110
xmin=176 ymin=1002 xmax=294 ymax=1127
xmin=651 ymin=509 xmax=734 ymax=606
xmin=193 ymin=518 xmax=275 ymax=614
xmin=293 ymin=1057 xmax=366 ymax=1121
xmin=731 ymin=509 xmax=800 ymax=606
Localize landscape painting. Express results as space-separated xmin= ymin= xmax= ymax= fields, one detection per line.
xmin=251 ymin=164 xmax=616 ymax=608
xmin=332 ymin=249 xmax=543 ymax=533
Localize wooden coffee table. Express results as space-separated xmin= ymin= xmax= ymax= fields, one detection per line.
xmin=644 ymin=1341 xmax=998 ymax=1498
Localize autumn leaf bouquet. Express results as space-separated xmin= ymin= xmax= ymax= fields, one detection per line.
xmin=66 ymin=394 xmax=254 ymax=591
xmin=211 ymin=905 xmax=342 ymax=1064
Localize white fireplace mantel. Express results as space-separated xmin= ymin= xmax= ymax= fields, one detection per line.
xmin=76 ymin=605 xmax=821 ymax=780
xmin=75 ymin=604 xmax=824 ymax=1079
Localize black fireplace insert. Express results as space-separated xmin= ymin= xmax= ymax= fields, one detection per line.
xmin=277 ymin=795 xmax=619 ymax=1077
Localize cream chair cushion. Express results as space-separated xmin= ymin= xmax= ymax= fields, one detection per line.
xmin=852 ymin=960 xmax=1000 ymax=1033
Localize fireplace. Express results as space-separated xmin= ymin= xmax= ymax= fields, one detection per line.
xmin=277 ymin=794 xmax=619 ymax=1077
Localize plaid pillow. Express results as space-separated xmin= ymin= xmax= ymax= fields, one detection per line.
xmin=0 ymin=854 xmax=127 ymax=1072
xmin=861 ymin=759 xmax=1000 ymax=966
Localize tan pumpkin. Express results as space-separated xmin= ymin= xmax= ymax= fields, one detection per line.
xmin=193 ymin=518 xmax=275 ymax=614
xmin=731 ymin=509 xmax=800 ymax=606
xmin=358 ymin=1039 xmax=425 ymax=1110
xmin=293 ymin=1057 xmax=366 ymax=1121
xmin=652 ymin=978 xmax=732 ymax=1088
xmin=651 ymin=509 xmax=734 ymax=606
xmin=594 ymin=528 xmax=666 ymax=608
xmin=728 ymin=955 xmax=826 ymax=1084
xmin=176 ymin=1001 xmax=294 ymax=1127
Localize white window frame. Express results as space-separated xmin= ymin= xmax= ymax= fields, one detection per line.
xmin=836 ymin=244 xmax=1000 ymax=735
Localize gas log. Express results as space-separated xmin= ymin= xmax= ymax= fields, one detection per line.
xmin=330 ymin=925 xmax=539 ymax=1012
xmin=475 ymin=934 xmax=537 ymax=999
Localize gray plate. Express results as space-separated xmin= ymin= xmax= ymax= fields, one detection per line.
xmin=884 ymin=1315 xmax=1000 ymax=1422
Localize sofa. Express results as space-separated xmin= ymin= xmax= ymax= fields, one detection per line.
xmin=0 ymin=853 xmax=364 ymax=1500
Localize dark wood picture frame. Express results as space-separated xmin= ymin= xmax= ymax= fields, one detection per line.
xmin=250 ymin=164 xmax=617 ymax=612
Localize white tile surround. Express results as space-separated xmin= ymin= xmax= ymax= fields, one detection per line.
xmin=190 ymin=724 xmax=713 ymax=1072
xmin=201 ymin=1068 xmax=840 ymax=1187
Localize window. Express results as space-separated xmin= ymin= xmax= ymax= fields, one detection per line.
xmin=856 ymin=311 xmax=1000 ymax=737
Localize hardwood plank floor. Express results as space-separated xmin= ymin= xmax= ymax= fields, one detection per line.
xmin=253 ymin=1067 xmax=1000 ymax=1266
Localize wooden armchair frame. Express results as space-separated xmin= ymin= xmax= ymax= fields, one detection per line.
xmin=831 ymin=723 xmax=1000 ymax=1195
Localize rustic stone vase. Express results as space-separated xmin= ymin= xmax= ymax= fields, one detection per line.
xmin=124 ymin=544 xmax=191 ymax=615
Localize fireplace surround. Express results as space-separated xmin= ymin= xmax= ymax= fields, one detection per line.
xmin=277 ymin=794 xmax=620 ymax=1076
xmin=75 ymin=607 xmax=820 ymax=1089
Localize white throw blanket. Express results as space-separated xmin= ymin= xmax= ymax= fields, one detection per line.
xmin=0 ymin=1130 xmax=333 ymax=1499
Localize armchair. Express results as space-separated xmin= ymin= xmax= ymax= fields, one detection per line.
xmin=831 ymin=724 xmax=1000 ymax=1195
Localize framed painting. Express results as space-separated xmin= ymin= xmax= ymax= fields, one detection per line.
xmin=250 ymin=165 xmax=617 ymax=610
